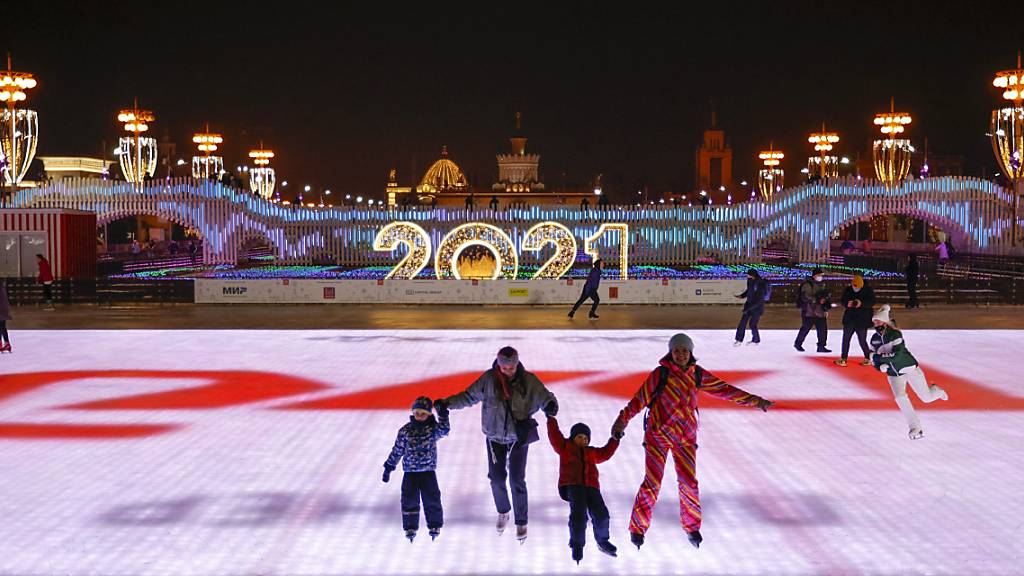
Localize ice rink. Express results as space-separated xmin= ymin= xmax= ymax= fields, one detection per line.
xmin=1 ymin=329 xmax=1022 ymax=575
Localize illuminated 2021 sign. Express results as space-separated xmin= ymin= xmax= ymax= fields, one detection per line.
xmin=373 ymin=221 xmax=629 ymax=280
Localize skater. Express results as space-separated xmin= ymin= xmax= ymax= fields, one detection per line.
xmin=36 ymin=254 xmax=54 ymax=310
xmin=834 ymin=273 xmax=875 ymax=367
xmin=734 ymin=268 xmax=769 ymax=346
xmin=437 ymin=346 xmax=557 ymax=543
xmin=546 ymin=415 xmax=619 ymax=564
xmin=794 ymin=267 xmax=831 ymax=353
xmin=611 ymin=333 xmax=773 ymax=550
xmin=905 ymin=254 xmax=919 ymax=308
xmin=188 ymin=240 xmax=199 ymax=266
xmin=0 ymin=278 xmax=11 ymax=353
xmin=382 ymin=396 xmax=450 ymax=542
xmin=568 ymin=258 xmax=602 ymax=319
xmin=869 ymin=305 xmax=948 ymax=440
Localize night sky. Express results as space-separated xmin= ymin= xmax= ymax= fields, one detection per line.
xmin=10 ymin=2 xmax=1024 ymax=203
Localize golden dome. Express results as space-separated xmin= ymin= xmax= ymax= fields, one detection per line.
xmin=417 ymin=146 xmax=468 ymax=196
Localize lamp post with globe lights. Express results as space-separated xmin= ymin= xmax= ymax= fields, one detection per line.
xmin=191 ymin=125 xmax=224 ymax=180
xmin=991 ymin=54 xmax=1024 ymax=247
xmin=872 ymin=99 xmax=913 ymax=187
xmin=0 ymin=55 xmax=38 ymax=203
xmin=757 ymin=144 xmax=784 ymax=202
xmin=807 ymin=125 xmax=840 ymax=181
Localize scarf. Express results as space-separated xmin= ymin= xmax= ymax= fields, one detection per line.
xmin=495 ymin=367 xmax=512 ymax=400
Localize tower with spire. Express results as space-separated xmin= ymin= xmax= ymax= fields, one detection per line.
xmin=694 ymin=102 xmax=733 ymax=204
xmin=493 ymin=112 xmax=544 ymax=192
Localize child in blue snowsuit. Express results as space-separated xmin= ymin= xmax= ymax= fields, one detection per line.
xmin=383 ymin=396 xmax=450 ymax=541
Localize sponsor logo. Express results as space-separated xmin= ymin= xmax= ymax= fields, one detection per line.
xmin=223 ymin=286 xmax=248 ymax=296
xmin=609 ymin=287 xmax=619 ymax=299
xmin=508 ymin=288 xmax=529 ymax=297
xmin=323 ymin=287 xmax=336 ymax=299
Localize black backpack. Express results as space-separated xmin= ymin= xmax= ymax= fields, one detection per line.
xmin=643 ymin=365 xmax=703 ymax=430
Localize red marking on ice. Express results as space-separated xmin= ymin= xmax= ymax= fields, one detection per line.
xmin=0 ymin=423 xmax=178 ymax=439
xmin=276 ymin=371 xmax=594 ymax=410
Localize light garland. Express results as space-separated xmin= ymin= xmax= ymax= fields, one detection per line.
xmin=435 ymin=222 xmax=518 ymax=280
xmin=872 ymin=101 xmax=913 ymax=187
xmin=191 ymin=155 xmax=224 ymax=179
xmin=0 ymin=109 xmax=38 ymax=185
xmin=373 ymin=221 xmax=432 ymax=279
xmin=584 ymin=223 xmax=629 ymax=279
xmin=118 ymin=135 xmax=158 ymax=183
xmin=757 ymin=146 xmax=784 ymax=202
xmin=521 ymin=221 xmax=578 ymax=278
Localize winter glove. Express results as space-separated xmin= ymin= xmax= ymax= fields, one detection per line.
xmin=756 ymin=398 xmax=774 ymax=412
xmin=542 ymin=400 xmax=558 ymax=417
xmin=611 ymin=419 xmax=626 ymax=440
xmin=877 ymin=364 xmax=890 ymax=374
xmin=433 ymin=398 xmax=449 ymax=412
xmin=382 ymin=465 xmax=394 ymax=483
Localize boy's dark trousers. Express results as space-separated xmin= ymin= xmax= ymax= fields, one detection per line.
xmin=401 ymin=471 xmax=443 ymax=530
xmin=559 ymin=485 xmax=610 ymax=549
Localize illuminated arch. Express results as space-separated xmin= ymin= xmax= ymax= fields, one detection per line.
xmin=435 ymin=222 xmax=518 ymax=280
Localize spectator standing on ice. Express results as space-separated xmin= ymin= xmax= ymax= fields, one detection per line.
xmin=834 ymin=273 xmax=875 ymax=367
xmin=794 ymin=267 xmax=831 ymax=353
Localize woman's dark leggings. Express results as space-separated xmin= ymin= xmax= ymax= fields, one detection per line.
xmin=0 ymin=320 xmax=8 ymax=344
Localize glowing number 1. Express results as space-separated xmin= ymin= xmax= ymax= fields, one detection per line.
xmin=521 ymin=222 xmax=577 ymax=279
xmin=373 ymin=222 xmax=432 ymax=279
xmin=584 ymin=223 xmax=629 ymax=280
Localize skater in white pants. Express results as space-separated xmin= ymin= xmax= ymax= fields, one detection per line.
xmin=869 ymin=305 xmax=949 ymax=439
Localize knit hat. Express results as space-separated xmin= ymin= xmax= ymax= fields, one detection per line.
xmin=496 ymin=346 xmax=519 ymax=366
xmin=569 ymin=423 xmax=591 ymax=441
xmin=872 ymin=304 xmax=892 ymax=325
xmin=411 ymin=396 xmax=433 ymax=412
xmin=668 ymin=333 xmax=694 ymax=353
xmin=851 ymin=274 xmax=864 ymax=289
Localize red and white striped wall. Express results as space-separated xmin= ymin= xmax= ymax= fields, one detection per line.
xmin=0 ymin=209 xmax=97 ymax=278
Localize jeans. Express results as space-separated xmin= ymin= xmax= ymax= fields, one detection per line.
xmin=560 ymin=485 xmax=611 ymax=548
xmin=400 ymin=471 xmax=443 ymax=530
xmin=795 ymin=316 xmax=828 ymax=348
xmin=735 ymin=309 xmax=763 ymax=343
xmin=570 ymin=289 xmax=600 ymax=317
xmin=840 ymin=325 xmax=870 ymax=360
xmin=487 ymin=440 xmax=530 ymax=525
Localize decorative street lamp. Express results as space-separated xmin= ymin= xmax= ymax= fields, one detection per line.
xmin=192 ymin=124 xmax=224 ymax=179
xmin=807 ymin=124 xmax=840 ymax=180
xmin=757 ymin=144 xmax=784 ymax=202
xmin=248 ymin=144 xmax=275 ymax=200
xmin=116 ymin=99 xmax=157 ymax=187
xmin=991 ymin=53 xmax=1024 ymax=247
xmin=0 ymin=55 xmax=38 ymax=202
xmin=872 ymin=98 xmax=913 ymax=187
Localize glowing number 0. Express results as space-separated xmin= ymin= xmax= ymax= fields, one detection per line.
xmin=435 ymin=223 xmax=519 ymax=280
xmin=521 ymin=222 xmax=577 ymax=279
xmin=584 ymin=223 xmax=629 ymax=279
xmin=373 ymin=222 xmax=432 ymax=279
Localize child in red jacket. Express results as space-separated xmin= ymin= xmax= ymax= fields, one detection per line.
xmin=546 ymin=415 xmax=619 ymax=564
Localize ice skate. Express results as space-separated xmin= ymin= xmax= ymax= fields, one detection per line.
xmin=908 ymin=427 xmax=924 ymax=440
xmin=0 ymin=343 xmax=10 ymax=353
xmin=687 ymin=530 xmax=702 ymax=549
xmin=429 ymin=527 xmax=441 ymax=541
xmin=629 ymin=531 xmax=644 ymax=549
xmin=515 ymin=524 xmax=528 ymax=543
xmin=567 ymin=311 xmax=575 ymax=319
xmin=495 ymin=512 xmax=510 ymax=535
xmin=588 ymin=313 xmax=599 ymax=319
xmin=571 ymin=544 xmax=583 ymax=564
xmin=597 ymin=540 xmax=617 ymax=557
xmin=405 ymin=529 xmax=417 ymax=542
xmin=746 ymin=341 xmax=760 ymax=346
xmin=794 ymin=343 xmax=805 ymax=352
xmin=733 ymin=340 xmax=743 ymax=347
xmin=833 ymin=358 xmax=847 ymax=367
xmin=931 ymin=385 xmax=949 ymax=401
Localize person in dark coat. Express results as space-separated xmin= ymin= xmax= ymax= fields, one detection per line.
xmin=546 ymin=416 xmax=619 ymax=563
xmin=0 ymin=278 xmax=12 ymax=353
xmin=794 ymin=268 xmax=831 ymax=353
xmin=734 ymin=268 xmax=768 ymax=346
xmin=834 ymin=273 xmax=876 ymax=366
xmin=905 ymin=254 xmax=919 ymax=308
xmin=568 ymin=259 xmax=602 ymax=319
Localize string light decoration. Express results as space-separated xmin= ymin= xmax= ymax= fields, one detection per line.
xmin=116 ymin=100 xmax=157 ymax=186
xmin=248 ymin=146 xmax=276 ymax=199
xmin=872 ymin=99 xmax=913 ymax=187
xmin=807 ymin=124 xmax=840 ymax=180
xmin=192 ymin=126 xmax=224 ymax=179
xmin=584 ymin=223 xmax=629 ymax=279
xmin=991 ymin=53 xmax=1024 ymax=246
xmin=757 ymin=145 xmax=784 ymax=202
xmin=0 ymin=55 xmax=39 ymax=192
xmin=373 ymin=221 xmax=432 ymax=279
xmin=521 ymin=221 xmax=578 ymax=278
xmin=435 ymin=222 xmax=518 ymax=280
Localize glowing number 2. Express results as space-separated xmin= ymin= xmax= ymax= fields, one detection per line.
xmin=435 ymin=223 xmax=519 ymax=280
xmin=521 ymin=222 xmax=577 ymax=279
xmin=373 ymin=222 xmax=432 ymax=279
xmin=584 ymin=223 xmax=629 ymax=279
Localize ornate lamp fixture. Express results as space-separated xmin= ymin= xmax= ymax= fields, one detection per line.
xmin=248 ymin=145 xmax=276 ymax=199
xmin=0 ymin=55 xmax=38 ymax=199
xmin=872 ymin=98 xmax=913 ymax=187
xmin=757 ymin=144 xmax=784 ymax=201
xmin=807 ymin=124 xmax=840 ymax=180
xmin=192 ymin=125 xmax=224 ymax=179
xmin=991 ymin=53 xmax=1024 ymax=246
xmin=116 ymin=100 xmax=157 ymax=186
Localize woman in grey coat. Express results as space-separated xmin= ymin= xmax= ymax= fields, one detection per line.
xmin=0 ymin=278 xmax=12 ymax=353
xmin=437 ymin=346 xmax=558 ymax=543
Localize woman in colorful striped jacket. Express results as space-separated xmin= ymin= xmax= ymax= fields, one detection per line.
xmin=611 ymin=333 xmax=773 ymax=550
